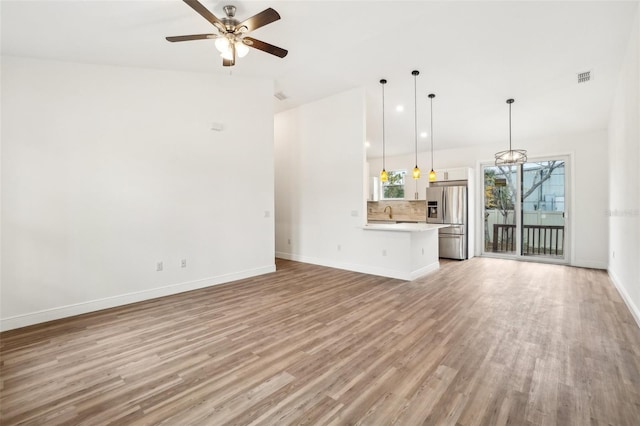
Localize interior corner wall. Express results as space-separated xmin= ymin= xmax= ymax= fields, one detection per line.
xmin=608 ymin=5 xmax=640 ymax=326
xmin=274 ymin=88 xmax=428 ymax=279
xmin=1 ymin=56 xmax=276 ymax=331
xmin=274 ymin=88 xmax=367 ymax=266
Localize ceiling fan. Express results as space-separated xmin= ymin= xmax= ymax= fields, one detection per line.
xmin=166 ymin=0 xmax=288 ymax=67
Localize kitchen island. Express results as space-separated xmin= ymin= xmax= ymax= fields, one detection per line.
xmin=359 ymin=222 xmax=449 ymax=280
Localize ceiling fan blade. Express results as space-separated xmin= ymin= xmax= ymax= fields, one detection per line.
xmin=243 ymin=37 xmax=288 ymax=58
xmin=166 ymin=34 xmax=215 ymax=42
xmin=237 ymin=8 xmax=280 ymax=33
xmin=183 ymin=0 xmax=226 ymax=32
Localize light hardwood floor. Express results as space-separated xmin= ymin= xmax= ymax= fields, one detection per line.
xmin=1 ymin=258 xmax=639 ymax=425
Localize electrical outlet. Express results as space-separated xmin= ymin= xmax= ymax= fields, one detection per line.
xmin=337 ymin=244 xmax=341 ymax=251
xmin=351 ymin=210 xmax=358 ymax=217
xmin=422 ymin=248 xmax=425 ymax=255
xmin=382 ymin=249 xmax=387 ymax=256
xmin=156 ymin=261 xmax=163 ymax=272
xmin=181 ymin=259 xmax=187 ymax=268
xmin=287 ymin=238 xmax=291 ymax=245
xmin=612 ymin=251 xmax=615 ymax=259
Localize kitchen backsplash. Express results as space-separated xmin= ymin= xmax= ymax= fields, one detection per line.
xmin=367 ymin=200 xmax=427 ymax=222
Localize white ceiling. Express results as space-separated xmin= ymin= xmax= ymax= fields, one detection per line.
xmin=2 ymin=1 xmax=638 ymax=157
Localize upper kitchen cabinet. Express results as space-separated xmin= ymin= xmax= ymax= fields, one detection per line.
xmin=430 ymin=167 xmax=472 ymax=183
xmin=404 ymin=175 xmax=429 ymax=200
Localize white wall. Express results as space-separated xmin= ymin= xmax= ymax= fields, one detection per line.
xmin=274 ymin=88 xmax=366 ymax=266
xmin=608 ymin=7 xmax=640 ymax=326
xmin=368 ymin=129 xmax=609 ymax=269
xmin=274 ymin=89 xmax=439 ymax=280
xmin=1 ymin=56 xmax=276 ymax=330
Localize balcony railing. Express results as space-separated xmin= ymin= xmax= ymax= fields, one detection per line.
xmin=492 ymin=224 xmax=565 ymax=256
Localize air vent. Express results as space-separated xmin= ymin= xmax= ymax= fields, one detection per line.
xmin=577 ymin=71 xmax=591 ymax=83
xmin=274 ymin=91 xmax=288 ymax=101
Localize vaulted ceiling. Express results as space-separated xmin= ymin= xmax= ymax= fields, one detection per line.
xmin=2 ymin=1 xmax=638 ymax=157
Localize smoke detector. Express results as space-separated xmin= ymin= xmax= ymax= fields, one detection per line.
xmin=577 ymin=70 xmax=592 ymax=83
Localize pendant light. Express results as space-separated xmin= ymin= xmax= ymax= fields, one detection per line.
xmin=495 ymin=98 xmax=527 ymax=165
xmin=379 ymin=79 xmax=388 ymax=182
xmin=411 ymin=70 xmax=421 ymax=179
xmin=428 ymin=93 xmax=437 ymax=181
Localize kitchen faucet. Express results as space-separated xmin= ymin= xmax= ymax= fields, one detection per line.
xmin=384 ymin=205 xmax=392 ymax=219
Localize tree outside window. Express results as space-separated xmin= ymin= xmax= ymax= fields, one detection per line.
xmin=382 ymin=170 xmax=406 ymax=199
xmin=484 ymin=161 xmax=564 ymax=222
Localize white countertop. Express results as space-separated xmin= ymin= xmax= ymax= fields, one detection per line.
xmin=362 ymin=223 xmax=449 ymax=232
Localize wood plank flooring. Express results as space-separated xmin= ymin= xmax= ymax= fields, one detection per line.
xmin=1 ymin=258 xmax=640 ymax=425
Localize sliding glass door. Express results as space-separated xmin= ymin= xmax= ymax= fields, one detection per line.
xmin=482 ymin=157 xmax=568 ymax=262
xmin=521 ymin=160 xmax=566 ymax=258
xmin=483 ymin=165 xmax=518 ymax=255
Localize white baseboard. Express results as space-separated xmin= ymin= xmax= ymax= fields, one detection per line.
xmin=276 ymin=252 xmax=439 ymax=281
xmin=409 ymin=262 xmax=441 ymax=280
xmin=0 ymin=265 xmax=276 ymax=332
xmin=572 ymin=259 xmax=608 ymax=270
xmin=608 ymin=269 xmax=640 ymax=329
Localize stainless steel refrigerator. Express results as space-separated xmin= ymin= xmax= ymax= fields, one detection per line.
xmin=426 ymin=183 xmax=468 ymax=260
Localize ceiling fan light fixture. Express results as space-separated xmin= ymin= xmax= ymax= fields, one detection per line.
xmin=165 ymin=1 xmax=287 ymax=67
xmin=220 ymin=49 xmax=234 ymax=60
xmin=214 ymin=36 xmax=230 ymax=53
xmin=235 ymin=40 xmax=249 ymax=57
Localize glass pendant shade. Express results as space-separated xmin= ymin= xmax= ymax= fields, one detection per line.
xmin=380 ymin=79 xmax=388 ymax=183
xmin=216 ymin=36 xmax=248 ymax=60
xmin=236 ymin=41 xmax=249 ymax=58
xmin=428 ymin=93 xmax=436 ymax=183
xmin=215 ymin=37 xmax=230 ymax=53
xmin=495 ymin=99 xmax=527 ymax=165
xmin=412 ymin=70 xmax=420 ymax=180
xmin=220 ymin=49 xmax=234 ymax=60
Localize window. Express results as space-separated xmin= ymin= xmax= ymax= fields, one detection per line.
xmin=381 ymin=170 xmax=406 ymax=199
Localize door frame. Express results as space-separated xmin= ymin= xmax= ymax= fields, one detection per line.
xmin=478 ymin=154 xmax=572 ymax=265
